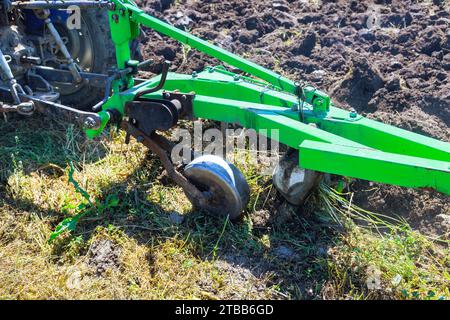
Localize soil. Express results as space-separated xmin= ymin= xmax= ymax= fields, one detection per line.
xmin=135 ymin=0 xmax=449 ymax=236
xmin=88 ymin=239 xmax=121 ymax=275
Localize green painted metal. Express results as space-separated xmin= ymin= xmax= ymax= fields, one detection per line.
xmin=84 ymin=0 xmax=450 ymax=195
xmin=85 ymin=110 xmax=110 ymax=139
xmin=113 ymin=70 xmax=450 ymax=193
xmin=319 ymin=117 xmax=450 ymax=162
xmin=299 ymin=140 xmax=450 ymax=194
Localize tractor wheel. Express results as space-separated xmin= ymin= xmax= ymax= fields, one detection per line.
xmin=183 ymin=155 xmax=250 ymax=220
xmin=43 ymin=9 xmax=141 ymax=110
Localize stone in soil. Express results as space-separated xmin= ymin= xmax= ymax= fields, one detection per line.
xmin=273 ymin=245 xmax=298 ymax=260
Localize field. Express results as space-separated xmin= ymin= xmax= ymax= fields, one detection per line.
xmin=0 ymin=0 xmax=449 ymax=299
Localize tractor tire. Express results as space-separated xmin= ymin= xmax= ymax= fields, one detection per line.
xmin=50 ymin=9 xmax=141 ymax=110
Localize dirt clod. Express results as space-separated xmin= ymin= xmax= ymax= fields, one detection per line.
xmin=290 ymin=31 xmax=317 ymax=57
xmin=88 ymin=239 xmax=121 ymax=276
xmin=332 ymin=56 xmax=386 ymax=112
xmin=239 ymin=30 xmax=259 ymax=44
xmin=435 ymin=214 xmax=450 ymax=232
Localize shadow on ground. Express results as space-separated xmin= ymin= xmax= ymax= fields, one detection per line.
xmin=0 ymin=116 xmax=339 ymax=299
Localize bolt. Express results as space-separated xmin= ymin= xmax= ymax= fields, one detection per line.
xmin=112 ymin=14 xmax=119 ymax=23
xmin=131 ymin=118 xmax=137 ymax=125
xmin=119 ymin=8 xmax=126 ymax=16
xmin=182 ymin=95 xmax=187 ymax=100
xmin=349 ymin=109 xmax=357 ymax=118
xmin=208 ymin=67 xmax=214 ymax=73
xmin=83 ymin=116 xmax=98 ymax=130
xmin=107 ymin=2 xmax=116 ymax=10
xmin=164 ymin=92 xmax=171 ymax=99
xmin=192 ymin=71 xmax=198 ymax=78
xmin=234 ymin=75 xmax=240 ymax=81
xmin=17 ymin=101 xmax=35 ymax=115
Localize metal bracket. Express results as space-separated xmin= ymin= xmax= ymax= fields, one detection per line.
xmin=124 ymin=98 xmax=180 ymax=136
xmin=134 ymin=60 xmax=170 ymax=99
xmin=162 ymin=90 xmax=195 ymax=120
xmin=121 ymin=121 xmax=210 ymax=207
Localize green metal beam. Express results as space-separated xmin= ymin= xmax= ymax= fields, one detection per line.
xmin=319 ymin=117 xmax=450 ymax=163
xmin=122 ymin=1 xmax=299 ymax=94
xmin=192 ymin=95 xmax=365 ymax=149
xmin=299 ymin=140 xmax=450 ymax=193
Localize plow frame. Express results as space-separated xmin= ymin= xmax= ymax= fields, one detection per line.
xmin=29 ymin=0 xmax=450 ymax=194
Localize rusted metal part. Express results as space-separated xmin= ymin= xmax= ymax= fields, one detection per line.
xmin=149 ymin=132 xmax=175 ymax=152
xmin=120 ymin=121 xmax=209 ymax=208
xmin=150 ymin=132 xmax=197 ymax=161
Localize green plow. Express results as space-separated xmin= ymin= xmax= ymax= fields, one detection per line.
xmin=83 ymin=0 xmax=449 ymax=207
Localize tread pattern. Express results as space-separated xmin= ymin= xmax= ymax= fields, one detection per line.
xmin=58 ymin=9 xmax=117 ymax=110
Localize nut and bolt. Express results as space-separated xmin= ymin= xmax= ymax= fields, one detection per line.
xmin=83 ymin=116 xmax=98 ymax=130
xmin=107 ymin=2 xmax=116 ymax=11
xmin=349 ymin=109 xmax=357 ymax=118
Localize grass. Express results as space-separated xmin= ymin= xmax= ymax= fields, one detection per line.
xmin=317 ymin=184 xmax=450 ymax=299
xmin=0 ymin=115 xmax=448 ymax=300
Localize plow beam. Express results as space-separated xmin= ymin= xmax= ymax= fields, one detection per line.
xmin=299 ymin=141 xmax=449 ymax=194
xmin=118 ymin=70 xmax=450 ymax=194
